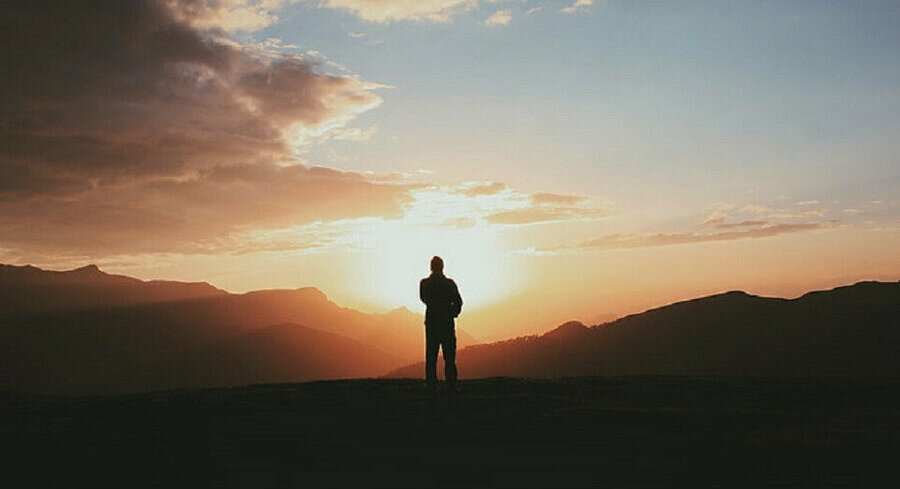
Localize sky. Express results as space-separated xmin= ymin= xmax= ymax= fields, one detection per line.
xmin=2 ymin=0 xmax=899 ymax=340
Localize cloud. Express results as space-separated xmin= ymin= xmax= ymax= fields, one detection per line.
xmin=316 ymin=1 xmax=598 ymax=24
xmin=484 ymin=9 xmax=512 ymax=26
xmin=456 ymin=181 xmax=507 ymax=197
xmin=442 ymin=217 xmax=477 ymax=228
xmin=486 ymin=192 xmax=606 ymax=225
xmin=0 ymin=162 xmax=415 ymax=256
xmin=487 ymin=207 xmax=605 ymax=225
xmin=702 ymin=215 xmax=769 ymax=229
xmin=530 ymin=193 xmax=585 ymax=205
xmin=714 ymin=220 xmax=769 ymax=229
xmin=320 ymin=0 xmax=478 ymax=23
xmin=560 ymin=0 xmax=593 ymax=14
xmin=543 ymin=222 xmax=835 ymax=253
xmin=768 ymin=210 xmax=827 ymax=219
xmin=171 ymin=0 xmax=299 ymax=33
xmin=739 ymin=205 xmax=774 ymax=214
xmin=0 ymin=0 xmax=408 ymax=257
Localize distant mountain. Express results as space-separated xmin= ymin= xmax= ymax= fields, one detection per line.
xmin=388 ymin=281 xmax=900 ymax=379
xmin=0 ymin=263 xmax=225 ymax=318
xmin=143 ymin=323 xmax=403 ymax=389
xmin=0 ymin=264 xmax=475 ymax=395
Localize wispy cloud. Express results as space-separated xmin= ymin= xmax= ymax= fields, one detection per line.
xmin=456 ymin=181 xmax=508 ymax=197
xmin=173 ymin=0 xmax=301 ymax=33
xmin=320 ymin=0 xmax=478 ymax=23
xmin=531 ymin=193 xmax=585 ymax=205
xmin=485 ymin=192 xmax=606 ymax=225
xmin=484 ymin=9 xmax=512 ymax=26
xmin=319 ymin=1 xmax=591 ymax=24
xmin=538 ymin=221 xmax=837 ymax=254
xmin=487 ymin=206 xmax=607 ymax=225
xmin=560 ymin=0 xmax=594 ymax=14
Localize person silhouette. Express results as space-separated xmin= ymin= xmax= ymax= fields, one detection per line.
xmin=419 ymin=256 xmax=463 ymax=394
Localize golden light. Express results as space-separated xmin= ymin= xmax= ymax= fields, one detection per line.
xmin=363 ymin=223 xmax=520 ymax=312
xmin=343 ymin=186 xmax=528 ymax=312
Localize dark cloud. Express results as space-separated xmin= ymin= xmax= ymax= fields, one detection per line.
xmin=0 ymin=1 xmax=406 ymax=256
xmin=0 ymin=163 xmax=413 ymax=255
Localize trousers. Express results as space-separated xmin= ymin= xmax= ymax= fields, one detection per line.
xmin=425 ymin=320 xmax=457 ymax=388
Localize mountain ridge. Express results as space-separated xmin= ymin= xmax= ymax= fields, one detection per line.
xmin=0 ymin=263 xmax=476 ymax=394
xmin=387 ymin=280 xmax=900 ymax=379
xmin=3 ymin=263 xmax=897 ymax=395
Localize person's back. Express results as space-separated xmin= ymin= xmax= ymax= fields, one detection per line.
xmin=420 ymin=274 xmax=462 ymax=325
xmin=419 ymin=256 xmax=462 ymax=394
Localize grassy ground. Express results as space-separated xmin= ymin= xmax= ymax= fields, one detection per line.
xmin=4 ymin=376 xmax=899 ymax=488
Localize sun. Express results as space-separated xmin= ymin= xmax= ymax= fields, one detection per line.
xmin=363 ymin=223 xmax=519 ymax=313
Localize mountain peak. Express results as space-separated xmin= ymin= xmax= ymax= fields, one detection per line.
xmin=543 ymin=320 xmax=589 ymax=340
xmin=69 ymin=264 xmax=103 ymax=275
xmin=386 ymin=306 xmax=415 ymax=315
xmin=294 ymin=287 xmax=330 ymax=301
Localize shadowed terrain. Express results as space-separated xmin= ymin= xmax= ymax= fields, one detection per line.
xmin=0 ymin=264 xmax=226 ymax=318
xmin=3 ymin=264 xmax=898 ymax=395
xmin=4 ymin=377 xmax=898 ymax=488
xmin=0 ymin=264 xmax=476 ymax=394
xmin=389 ymin=281 xmax=900 ymax=379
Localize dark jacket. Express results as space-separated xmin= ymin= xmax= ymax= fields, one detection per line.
xmin=419 ymin=273 xmax=463 ymax=325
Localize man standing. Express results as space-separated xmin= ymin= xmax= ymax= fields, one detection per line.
xmin=419 ymin=256 xmax=463 ymax=394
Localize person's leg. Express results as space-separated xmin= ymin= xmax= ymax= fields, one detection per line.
xmin=425 ymin=324 xmax=439 ymax=391
xmin=443 ymin=325 xmax=458 ymax=389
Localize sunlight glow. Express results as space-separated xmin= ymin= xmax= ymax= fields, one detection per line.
xmin=355 ymin=188 xmax=525 ymax=311
xmin=365 ymin=225 xmax=519 ymax=312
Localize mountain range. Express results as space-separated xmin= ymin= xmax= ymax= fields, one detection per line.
xmin=0 ymin=264 xmax=475 ymax=394
xmin=388 ymin=281 xmax=899 ymax=379
xmin=1 ymin=263 xmax=897 ymax=395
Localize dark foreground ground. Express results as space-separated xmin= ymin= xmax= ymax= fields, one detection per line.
xmin=3 ymin=377 xmax=899 ymax=488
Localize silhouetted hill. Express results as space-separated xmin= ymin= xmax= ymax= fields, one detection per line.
xmin=388 ymin=281 xmax=900 ymax=379
xmin=145 ymin=323 xmax=402 ymax=389
xmin=0 ymin=263 xmax=225 ymax=318
xmin=0 ymin=264 xmax=475 ymax=395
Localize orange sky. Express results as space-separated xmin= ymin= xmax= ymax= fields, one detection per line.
xmin=2 ymin=1 xmax=898 ymax=341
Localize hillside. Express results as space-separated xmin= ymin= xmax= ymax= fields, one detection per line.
xmin=388 ymin=281 xmax=900 ymax=379
xmin=0 ymin=264 xmax=474 ymax=395
xmin=0 ymin=263 xmax=225 ymax=318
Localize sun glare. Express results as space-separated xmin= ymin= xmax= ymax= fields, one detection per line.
xmin=363 ymin=223 xmax=519 ymax=313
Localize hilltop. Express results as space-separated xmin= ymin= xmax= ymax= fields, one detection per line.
xmin=388 ymin=281 xmax=900 ymax=379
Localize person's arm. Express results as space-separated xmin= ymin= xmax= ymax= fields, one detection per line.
xmin=419 ymin=279 xmax=429 ymax=305
xmin=451 ymin=280 xmax=463 ymax=317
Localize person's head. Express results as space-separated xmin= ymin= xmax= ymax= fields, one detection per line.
xmin=430 ymin=256 xmax=444 ymax=274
